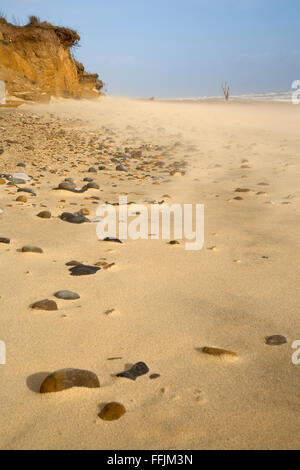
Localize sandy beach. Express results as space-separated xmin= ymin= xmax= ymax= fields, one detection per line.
xmin=0 ymin=97 xmax=300 ymax=450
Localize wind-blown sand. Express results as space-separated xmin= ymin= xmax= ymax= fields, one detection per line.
xmin=0 ymin=97 xmax=300 ymax=450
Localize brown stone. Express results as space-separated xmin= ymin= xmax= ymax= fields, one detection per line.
xmin=16 ymin=196 xmax=27 ymax=203
xmin=40 ymin=368 xmax=100 ymax=393
xmin=0 ymin=178 xmax=6 ymax=185
xmin=202 ymin=347 xmax=238 ymax=358
xmin=31 ymin=299 xmax=58 ymax=311
xmin=99 ymin=402 xmax=126 ymax=421
xmin=37 ymin=211 xmax=51 ymax=219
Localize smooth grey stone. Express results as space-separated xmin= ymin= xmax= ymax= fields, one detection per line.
xmin=57 ymin=182 xmax=76 ymax=191
xmin=98 ymin=165 xmax=106 ymax=170
xmin=88 ymin=167 xmax=97 ymax=173
xmin=13 ymin=172 xmax=31 ymax=181
xmin=10 ymin=178 xmax=26 ymax=185
xmin=17 ymin=188 xmax=36 ymax=196
xmin=17 ymin=163 xmax=26 ymax=168
xmin=116 ymin=362 xmax=149 ymax=381
xmin=85 ymin=182 xmax=99 ymax=190
xmin=54 ymin=290 xmax=80 ymax=300
xmin=116 ymin=165 xmax=128 ymax=172
xmin=83 ymin=177 xmax=93 ymax=182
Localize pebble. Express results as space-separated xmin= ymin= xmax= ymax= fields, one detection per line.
xmin=116 ymin=362 xmax=149 ymax=380
xmin=40 ymin=368 xmax=100 ymax=393
xmin=169 ymin=240 xmax=180 ymax=245
xmin=16 ymin=196 xmax=27 ymax=203
xmin=17 ymin=188 xmax=36 ymax=196
xmin=31 ymin=299 xmax=58 ymax=311
xmin=116 ymin=164 xmax=128 ymax=172
xmin=202 ymin=347 xmax=238 ymax=359
xmin=235 ymin=188 xmax=251 ymax=193
xmin=265 ymin=335 xmax=287 ymax=346
xmin=99 ymin=402 xmax=126 ymax=421
xmin=103 ymin=237 xmax=123 ymax=244
xmin=0 ymin=178 xmax=5 ymax=185
xmin=12 ymin=172 xmax=31 ymax=182
xmin=149 ymin=373 xmax=160 ymax=380
xmin=0 ymin=237 xmax=10 ymax=244
xmin=69 ymin=265 xmax=101 ymax=276
xmin=54 ymin=290 xmax=80 ymax=300
xmin=60 ymin=212 xmax=90 ymax=224
xmin=21 ymin=245 xmax=43 ymax=253
xmin=37 ymin=211 xmax=51 ymax=219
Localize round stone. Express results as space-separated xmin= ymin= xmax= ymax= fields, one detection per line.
xmin=99 ymin=402 xmax=126 ymax=421
xmin=40 ymin=368 xmax=100 ymax=393
xmin=265 ymin=335 xmax=287 ymax=346
xmin=54 ymin=290 xmax=80 ymax=300
xmin=37 ymin=211 xmax=51 ymax=219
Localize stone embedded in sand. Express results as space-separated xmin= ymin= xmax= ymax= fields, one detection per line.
xmin=66 ymin=260 xmax=82 ymax=266
xmin=103 ymin=237 xmax=123 ymax=244
xmin=54 ymin=290 xmax=80 ymax=300
xmin=40 ymin=368 xmax=100 ymax=393
xmin=116 ymin=362 xmax=149 ymax=380
xmin=0 ymin=178 xmax=6 ymax=185
xmin=0 ymin=237 xmax=10 ymax=244
xmin=37 ymin=211 xmax=51 ymax=219
xmin=233 ymin=196 xmax=243 ymax=201
xmin=99 ymin=402 xmax=126 ymax=421
xmin=57 ymin=181 xmax=76 ymax=191
xmin=31 ymin=299 xmax=58 ymax=311
xmin=149 ymin=373 xmax=160 ymax=380
xmin=235 ymin=188 xmax=251 ymax=193
xmin=21 ymin=245 xmax=43 ymax=253
xmin=16 ymin=195 xmax=27 ymax=203
xmin=88 ymin=167 xmax=97 ymax=173
xmin=85 ymin=182 xmax=99 ymax=190
xmin=60 ymin=212 xmax=90 ymax=224
xmin=202 ymin=347 xmax=238 ymax=359
xmin=116 ymin=164 xmax=128 ymax=172
xmin=17 ymin=187 xmax=36 ymax=195
xmin=77 ymin=208 xmax=90 ymax=216
xmin=265 ymin=335 xmax=287 ymax=346
xmin=169 ymin=240 xmax=180 ymax=245
xmin=69 ymin=264 xmax=101 ymax=276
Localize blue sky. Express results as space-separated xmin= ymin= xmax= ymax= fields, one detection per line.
xmin=1 ymin=0 xmax=300 ymax=97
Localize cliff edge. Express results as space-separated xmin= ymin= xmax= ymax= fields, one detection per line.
xmin=0 ymin=16 xmax=103 ymax=105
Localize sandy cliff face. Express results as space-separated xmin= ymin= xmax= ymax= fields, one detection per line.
xmin=0 ymin=19 xmax=103 ymax=104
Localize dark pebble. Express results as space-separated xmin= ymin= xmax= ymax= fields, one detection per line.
xmin=69 ymin=265 xmax=101 ymax=276
xmin=116 ymin=362 xmax=149 ymax=381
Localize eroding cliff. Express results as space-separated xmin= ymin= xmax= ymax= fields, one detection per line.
xmin=0 ymin=17 xmax=103 ymax=104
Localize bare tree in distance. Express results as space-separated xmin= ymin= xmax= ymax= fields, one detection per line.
xmin=222 ymin=82 xmax=230 ymax=101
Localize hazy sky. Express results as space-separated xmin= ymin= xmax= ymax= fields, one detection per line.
xmin=2 ymin=0 xmax=300 ymax=97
